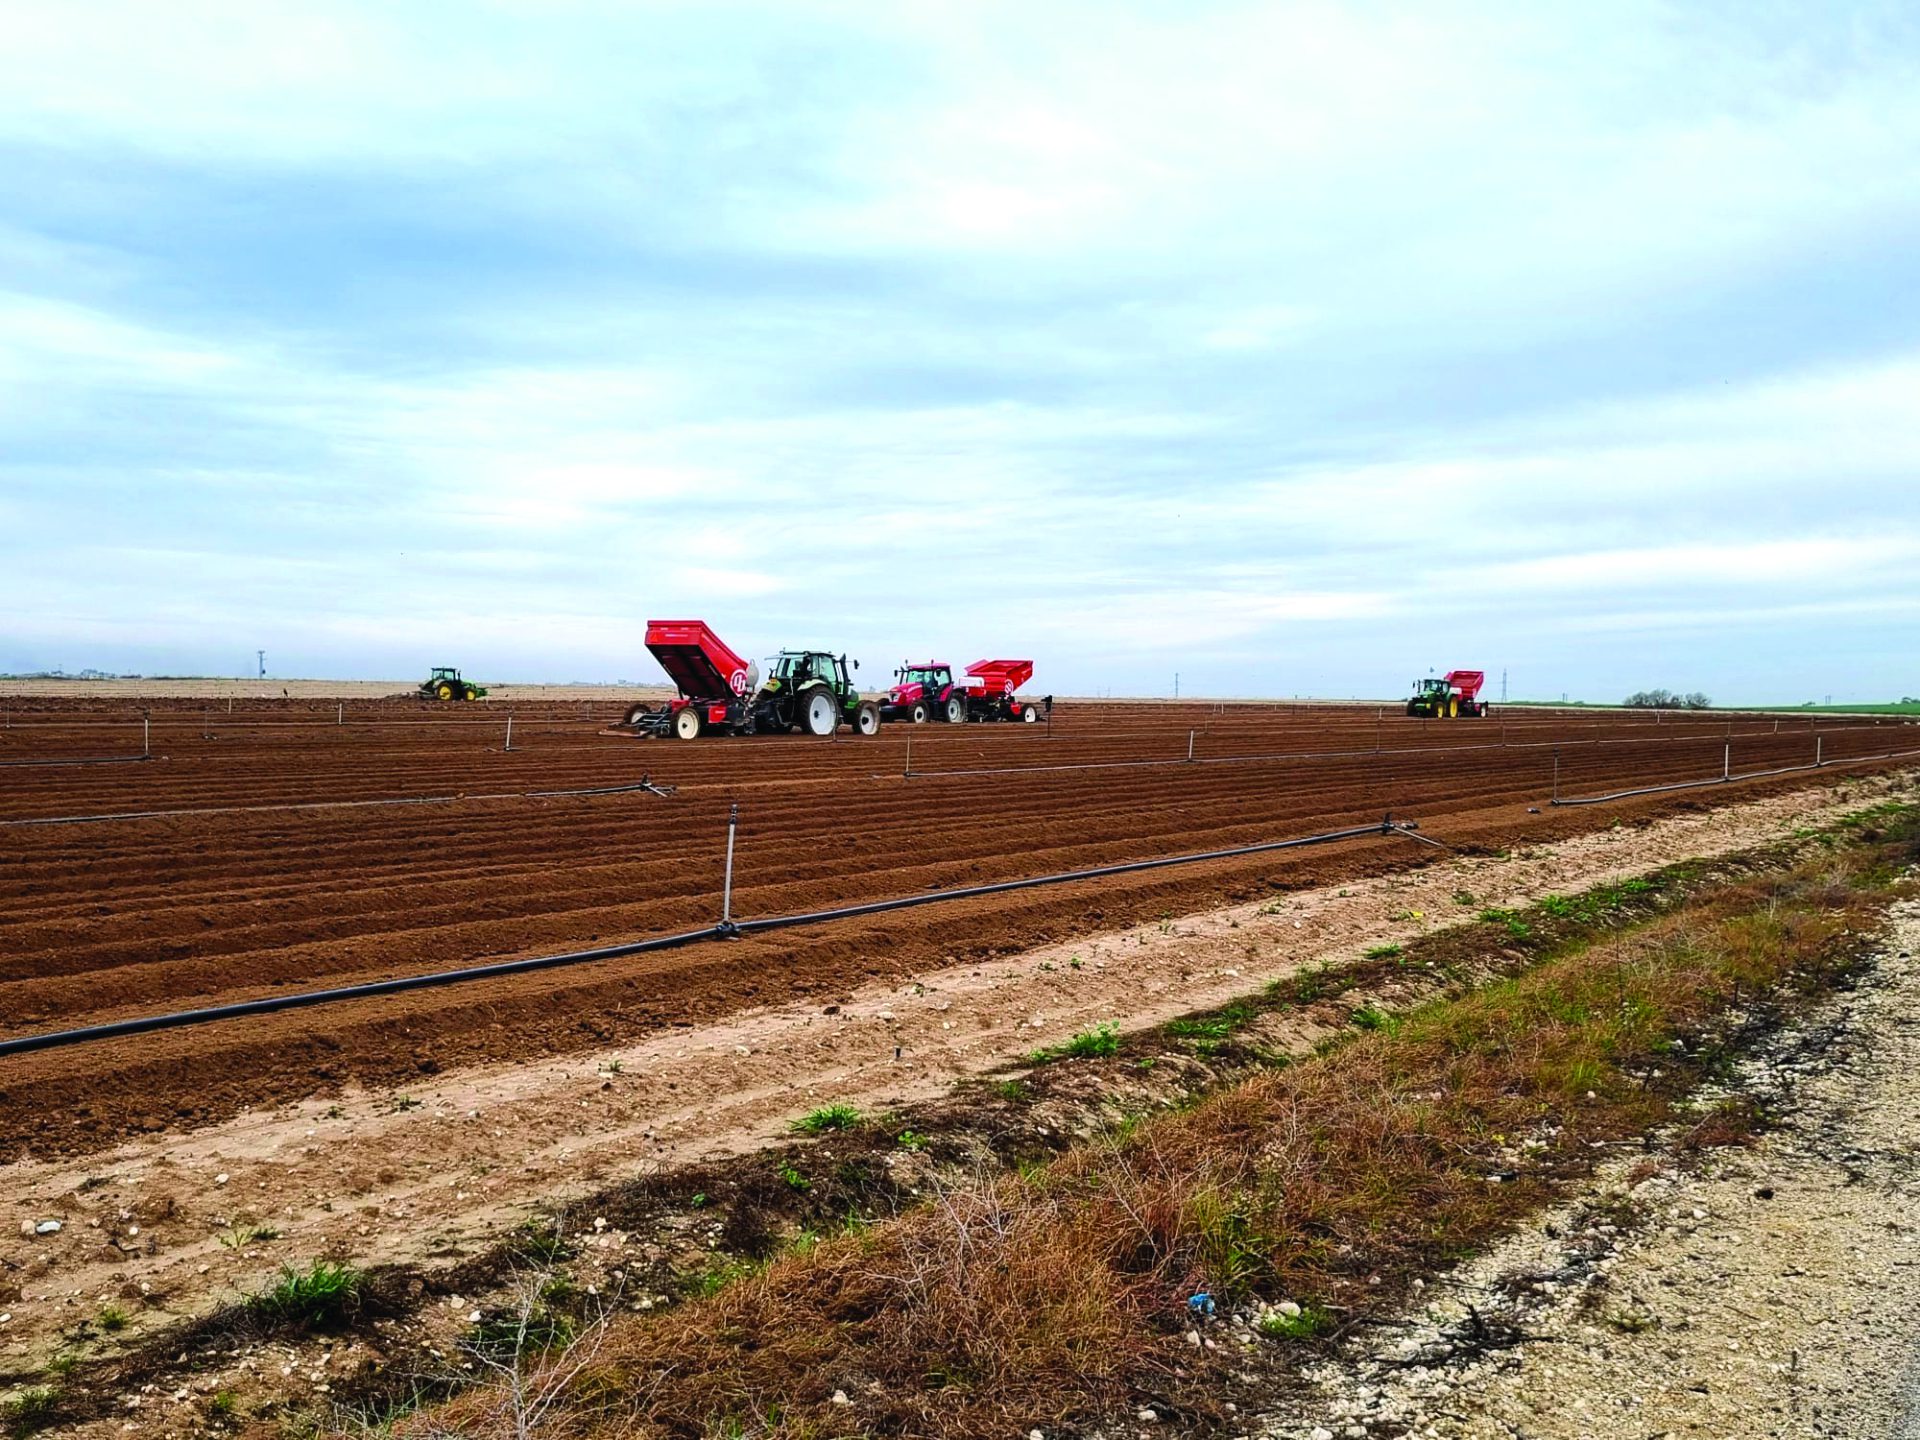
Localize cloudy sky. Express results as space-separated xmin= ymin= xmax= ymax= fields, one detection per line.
xmin=2 ymin=1 xmax=1916 ymax=702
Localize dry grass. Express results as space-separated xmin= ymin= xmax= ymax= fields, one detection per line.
xmin=392 ymin=818 xmax=1911 ymax=1440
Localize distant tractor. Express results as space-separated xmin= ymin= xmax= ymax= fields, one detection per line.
xmin=625 ymin=619 xmax=881 ymax=739
xmin=1406 ymin=670 xmax=1487 ymax=718
xmin=881 ymin=659 xmax=1051 ymax=724
xmin=420 ymin=666 xmax=488 ymax=702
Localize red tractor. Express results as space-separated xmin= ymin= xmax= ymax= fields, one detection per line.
xmin=1406 ymin=670 xmax=1488 ymax=718
xmin=624 ymin=619 xmax=881 ymax=739
xmin=881 ymin=658 xmax=1050 ymax=724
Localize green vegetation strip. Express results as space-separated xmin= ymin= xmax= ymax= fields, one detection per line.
xmin=395 ymin=803 xmax=1917 ymax=1440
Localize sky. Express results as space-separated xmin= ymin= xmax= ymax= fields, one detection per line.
xmin=1 ymin=1 xmax=1917 ymax=704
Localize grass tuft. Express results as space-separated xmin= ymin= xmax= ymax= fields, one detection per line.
xmin=245 ymin=1259 xmax=364 ymax=1330
xmin=791 ymin=1102 xmax=862 ymax=1134
xmin=2 ymin=1385 xmax=60 ymax=1437
xmin=1256 ymin=1304 xmax=1333 ymax=1340
xmin=1031 ymin=1022 xmax=1120 ymax=1062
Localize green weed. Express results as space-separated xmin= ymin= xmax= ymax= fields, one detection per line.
xmin=792 ymin=1103 xmax=862 ymax=1134
xmin=1032 ymin=1022 xmax=1120 ymax=1062
xmin=246 ymin=1259 xmax=364 ymax=1329
xmin=1257 ymin=1305 xmax=1333 ymax=1340
xmin=776 ymin=1161 xmax=811 ymax=1192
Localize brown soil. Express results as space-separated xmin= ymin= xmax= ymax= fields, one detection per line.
xmin=1 ymin=701 xmax=1914 ymax=1167
xmin=0 ymin=765 xmax=1910 ymax=1421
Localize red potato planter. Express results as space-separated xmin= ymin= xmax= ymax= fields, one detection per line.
xmin=623 ymin=619 xmax=880 ymax=739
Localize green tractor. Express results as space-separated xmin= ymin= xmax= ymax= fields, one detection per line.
xmin=746 ymin=650 xmax=879 ymax=736
xmin=420 ymin=666 xmax=488 ymax=702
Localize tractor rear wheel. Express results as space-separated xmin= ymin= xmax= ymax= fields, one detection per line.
xmin=672 ymin=706 xmax=703 ymax=741
xmin=802 ymin=688 xmax=838 ymax=736
xmin=1447 ymin=697 xmax=1459 ymax=718
xmin=436 ymin=682 xmax=454 ymax=701
xmin=910 ymin=702 xmax=929 ymax=724
xmin=854 ymin=701 xmax=881 ymax=736
xmin=943 ymin=695 xmax=966 ymax=724
xmin=1022 ymin=705 xmax=1040 ymax=723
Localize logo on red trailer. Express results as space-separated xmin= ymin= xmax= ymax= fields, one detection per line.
xmin=729 ymin=669 xmax=749 ymax=695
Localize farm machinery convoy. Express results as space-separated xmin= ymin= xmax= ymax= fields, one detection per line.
xmin=609 ymin=620 xmax=1477 ymax=735
xmin=622 ymin=620 xmax=1046 ymax=739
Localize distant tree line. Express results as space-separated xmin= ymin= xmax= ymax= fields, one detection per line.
xmin=1623 ymin=688 xmax=1711 ymax=710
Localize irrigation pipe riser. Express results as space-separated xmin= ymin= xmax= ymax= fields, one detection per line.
xmin=0 ymin=812 xmax=1427 ymax=1057
xmin=719 ymin=801 xmax=739 ymax=934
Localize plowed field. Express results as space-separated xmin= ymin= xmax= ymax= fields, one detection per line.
xmin=2 ymin=698 xmax=1913 ymax=1159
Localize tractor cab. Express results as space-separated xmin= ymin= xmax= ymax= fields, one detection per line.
xmin=897 ymin=662 xmax=952 ymax=688
xmin=881 ymin=661 xmax=968 ymax=723
xmin=760 ymin=650 xmax=853 ymax=697
xmin=891 ymin=662 xmax=953 ymax=699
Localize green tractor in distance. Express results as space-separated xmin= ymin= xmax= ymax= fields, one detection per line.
xmin=419 ymin=666 xmax=488 ymax=702
xmin=1405 ymin=669 xmax=1486 ymax=718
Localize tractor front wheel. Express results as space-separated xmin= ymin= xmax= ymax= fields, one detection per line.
xmin=672 ymin=706 xmax=703 ymax=741
xmin=802 ymin=688 xmax=838 ymax=736
xmin=854 ymin=701 xmax=881 ymax=736
xmin=910 ymin=702 xmax=929 ymax=724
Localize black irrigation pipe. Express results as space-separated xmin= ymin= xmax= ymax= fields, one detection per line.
xmin=0 ymin=815 xmax=1418 ymax=1057
xmin=1550 ymin=745 xmax=1920 ymax=807
xmin=0 ymin=754 xmax=154 ymax=770
xmin=0 ymin=777 xmax=675 ymax=829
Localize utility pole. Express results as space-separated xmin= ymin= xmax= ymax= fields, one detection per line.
xmin=1174 ymin=672 xmax=1179 ymax=699
xmin=1501 ymin=668 xmax=1508 ymax=703
xmin=257 ymin=649 xmax=266 ymax=679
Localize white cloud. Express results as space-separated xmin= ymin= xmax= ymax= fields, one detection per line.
xmin=3 ymin=3 xmax=1918 ymax=700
